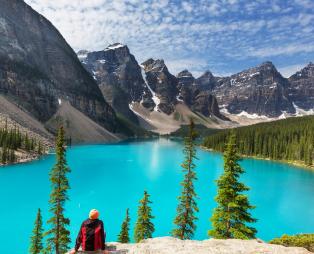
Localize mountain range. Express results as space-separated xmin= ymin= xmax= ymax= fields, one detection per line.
xmin=79 ymin=43 xmax=314 ymax=132
xmin=0 ymin=0 xmax=313 ymax=142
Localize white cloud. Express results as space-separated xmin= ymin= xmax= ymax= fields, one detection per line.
xmin=181 ymin=1 xmax=193 ymax=13
xmin=248 ymin=44 xmax=314 ymax=58
xmin=24 ymin=0 xmax=314 ymax=75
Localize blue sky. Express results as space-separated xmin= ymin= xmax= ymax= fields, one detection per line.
xmin=25 ymin=0 xmax=314 ymax=77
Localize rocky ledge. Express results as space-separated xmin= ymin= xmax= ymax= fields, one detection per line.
xmin=100 ymin=237 xmax=311 ymax=254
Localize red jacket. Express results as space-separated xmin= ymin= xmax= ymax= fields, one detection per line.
xmin=75 ymin=219 xmax=106 ymax=251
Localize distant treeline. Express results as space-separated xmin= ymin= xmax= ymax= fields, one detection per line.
xmin=0 ymin=126 xmax=43 ymax=164
xmin=203 ymin=116 xmax=314 ymax=166
xmin=167 ymin=124 xmax=220 ymax=138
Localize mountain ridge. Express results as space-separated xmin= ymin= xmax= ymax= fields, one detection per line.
xmin=0 ymin=0 xmax=126 ymax=143
xmin=79 ymin=44 xmax=229 ymax=134
xmin=78 ymin=43 xmax=313 ymax=123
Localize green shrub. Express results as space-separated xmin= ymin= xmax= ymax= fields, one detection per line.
xmin=270 ymin=234 xmax=314 ymax=252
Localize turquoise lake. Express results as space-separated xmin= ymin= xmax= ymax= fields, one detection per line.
xmin=1 ymin=139 xmax=314 ymax=254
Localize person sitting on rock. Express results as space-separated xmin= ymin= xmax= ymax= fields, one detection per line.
xmin=70 ymin=209 xmax=108 ymax=254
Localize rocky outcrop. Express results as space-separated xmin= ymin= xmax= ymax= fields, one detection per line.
xmin=288 ymin=62 xmax=314 ymax=111
xmin=0 ymin=0 xmax=118 ymax=136
xmin=84 ymin=52 xmax=314 ymax=122
xmin=79 ymin=43 xmax=150 ymax=123
xmin=176 ymin=70 xmax=227 ymax=119
xmin=200 ymin=62 xmax=295 ymax=117
xmin=191 ymin=90 xmax=227 ymax=119
xmin=101 ymin=237 xmax=312 ymax=254
xmin=141 ymin=59 xmax=178 ymax=114
xmin=80 ymin=47 xmax=227 ymax=133
xmin=195 ymin=71 xmax=217 ymax=91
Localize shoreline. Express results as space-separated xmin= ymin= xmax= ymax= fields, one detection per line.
xmin=2 ymin=142 xmax=314 ymax=171
xmin=0 ymin=153 xmax=42 ymax=167
xmin=0 ymin=149 xmax=51 ymax=167
xmin=200 ymin=145 xmax=314 ymax=172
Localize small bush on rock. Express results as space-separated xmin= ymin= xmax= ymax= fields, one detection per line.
xmin=270 ymin=234 xmax=314 ymax=252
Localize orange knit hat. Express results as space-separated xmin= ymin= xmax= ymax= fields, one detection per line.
xmin=89 ymin=209 xmax=99 ymax=220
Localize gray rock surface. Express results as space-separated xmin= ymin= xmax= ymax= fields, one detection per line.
xmin=80 ymin=43 xmax=150 ymax=124
xmin=102 ymin=237 xmax=312 ymax=254
xmin=198 ymin=62 xmax=294 ymax=117
xmin=80 ymin=47 xmax=226 ymax=124
xmin=288 ymin=62 xmax=314 ymax=110
xmin=141 ymin=59 xmax=178 ymax=115
xmin=0 ymin=0 xmax=117 ymax=134
xmin=176 ymin=70 xmax=227 ymax=119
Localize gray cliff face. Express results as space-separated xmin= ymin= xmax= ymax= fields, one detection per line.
xmin=197 ymin=62 xmax=295 ymax=117
xmin=80 ymin=43 xmax=150 ymax=123
xmin=176 ymin=70 xmax=195 ymax=105
xmin=177 ymin=70 xmax=195 ymax=89
xmin=141 ymin=58 xmax=179 ymax=115
xmin=0 ymin=0 xmax=117 ymax=131
xmin=195 ymin=71 xmax=216 ymax=91
xmin=176 ymin=70 xmax=227 ymax=119
xmin=288 ymin=62 xmax=314 ymax=110
xmin=81 ymin=48 xmax=226 ymax=120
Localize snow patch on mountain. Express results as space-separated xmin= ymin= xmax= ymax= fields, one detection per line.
xmin=237 ymin=111 xmax=270 ymax=120
xmin=77 ymin=50 xmax=89 ymax=61
xmin=97 ymin=59 xmax=106 ymax=64
xmin=293 ymin=103 xmax=314 ymax=116
xmin=92 ymin=71 xmax=97 ymax=80
xmin=105 ymin=43 xmax=125 ymax=51
xmin=140 ymin=66 xmax=160 ymax=111
xmin=278 ymin=111 xmax=288 ymax=119
xmin=176 ymin=94 xmax=184 ymax=102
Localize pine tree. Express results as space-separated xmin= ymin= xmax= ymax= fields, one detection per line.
xmin=37 ymin=141 xmax=43 ymax=155
xmin=134 ymin=191 xmax=155 ymax=243
xmin=9 ymin=149 xmax=15 ymax=163
xmin=1 ymin=145 xmax=7 ymax=164
xmin=24 ymin=133 xmax=30 ymax=151
xmin=208 ymin=134 xmax=257 ymax=239
xmin=118 ymin=208 xmax=131 ymax=243
xmin=45 ymin=126 xmax=71 ymax=254
xmin=172 ymin=119 xmax=199 ymax=240
xmin=29 ymin=208 xmax=44 ymax=254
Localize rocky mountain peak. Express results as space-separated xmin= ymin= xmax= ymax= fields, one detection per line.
xmin=177 ymin=70 xmax=195 ymax=89
xmin=259 ymin=61 xmax=276 ymax=69
xmin=79 ymin=43 xmax=149 ymax=123
xmin=141 ymin=58 xmax=178 ymax=114
xmin=78 ymin=44 xmax=131 ymax=66
xmin=193 ymin=70 xmax=216 ymax=91
xmin=200 ymin=70 xmax=214 ymax=78
xmin=288 ymin=62 xmax=314 ymax=111
xmin=77 ymin=50 xmax=89 ymax=60
xmin=104 ymin=43 xmax=126 ymax=51
xmin=207 ymin=61 xmax=294 ymax=117
xmin=103 ymin=43 xmax=130 ymax=57
xmin=141 ymin=58 xmax=167 ymax=73
xmin=230 ymin=60 xmax=285 ymax=85
xmin=177 ymin=70 xmax=193 ymax=78
xmin=290 ymin=62 xmax=314 ymax=80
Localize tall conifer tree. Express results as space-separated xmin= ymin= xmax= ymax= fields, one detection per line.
xmin=134 ymin=191 xmax=155 ymax=243
xmin=45 ymin=126 xmax=71 ymax=254
xmin=172 ymin=119 xmax=199 ymax=240
xmin=30 ymin=208 xmax=44 ymax=254
xmin=208 ymin=134 xmax=257 ymax=239
xmin=118 ymin=208 xmax=131 ymax=243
